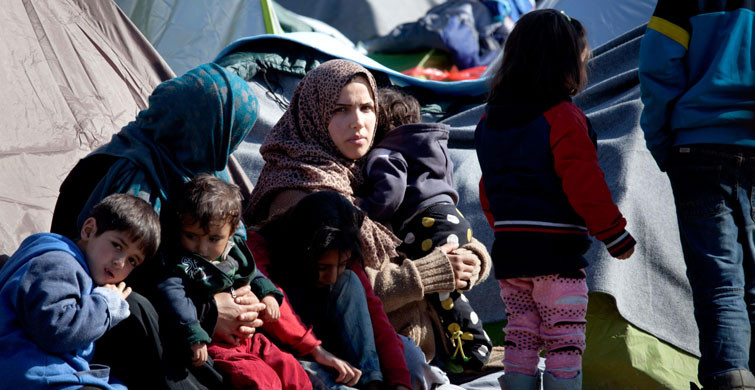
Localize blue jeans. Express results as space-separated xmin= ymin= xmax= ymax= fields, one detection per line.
xmin=667 ymin=145 xmax=755 ymax=380
xmin=300 ymin=270 xmax=382 ymax=388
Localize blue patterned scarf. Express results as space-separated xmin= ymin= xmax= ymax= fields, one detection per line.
xmin=76 ymin=63 xmax=258 ymax=230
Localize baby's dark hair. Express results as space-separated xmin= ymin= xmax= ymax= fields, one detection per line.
xmin=260 ymin=191 xmax=364 ymax=288
xmin=375 ymin=86 xmax=420 ymax=143
xmin=489 ymin=9 xmax=589 ymax=105
xmin=176 ymin=174 xmax=242 ymax=232
xmin=89 ymin=193 xmax=161 ymax=260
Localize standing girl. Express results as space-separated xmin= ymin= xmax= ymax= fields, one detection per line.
xmin=475 ymin=9 xmax=636 ymax=389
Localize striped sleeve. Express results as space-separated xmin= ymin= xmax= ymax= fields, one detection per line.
xmin=546 ymin=102 xmax=636 ymax=258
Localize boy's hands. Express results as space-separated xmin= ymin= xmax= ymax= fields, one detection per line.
xmin=310 ymin=345 xmax=361 ymax=387
xmin=616 ymin=246 xmax=635 ymax=260
xmin=261 ymin=295 xmax=280 ymax=323
xmin=190 ymin=342 xmax=208 ymax=367
xmin=102 ymin=282 xmax=132 ymax=300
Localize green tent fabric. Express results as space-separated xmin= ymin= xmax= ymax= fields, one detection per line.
xmin=584 ymin=293 xmax=700 ymax=389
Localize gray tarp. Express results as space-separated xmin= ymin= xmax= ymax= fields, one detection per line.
xmin=0 ymin=0 xmax=172 ymax=256
xmin=538 ymin=0 xmax=656 ymax=49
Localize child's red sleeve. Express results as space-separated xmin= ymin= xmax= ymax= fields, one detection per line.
xmin=248 ymin=232 xmax=322 ymax=356
xmin=479 ymin=177 xmax=495 ymax=229
xmin=546 ymin=103 xmax=635 ymax=257
xmin=351 ymin=263 xmax=412 ymax=389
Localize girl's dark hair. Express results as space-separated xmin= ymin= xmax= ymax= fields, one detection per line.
xmin=488 ymin=9 xmax=589 ymax=105
xmin=375 ymin=86 xmax=420 ymax=144
xmin=260 ymin=191 xmax=365 ymax=288
xmin=176 ymin=174 xmax=242 ymax=232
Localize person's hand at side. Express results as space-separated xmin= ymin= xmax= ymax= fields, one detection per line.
xmin=260 ymin=294 xmax=280 ymax=323
xmin=190 ymin=342 xmax=208 ymax=367
xmin=213 ymin=285 xmax=265 ymax=345
xmin=310 ymin=345 xmax=362 ymax=387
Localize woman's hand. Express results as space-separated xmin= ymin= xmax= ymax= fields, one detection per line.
xmin=190 ymin=342 xmax=208 ymax=367
xmin=213 ymin=285 xmax=265 ymax=345
xmin=439 ymin=243 xmax=480 ymax=290
xmin=310 ymin=345 xmax=362 ymax=387
xmin=102 ymin=282 xmax=132 ymax=300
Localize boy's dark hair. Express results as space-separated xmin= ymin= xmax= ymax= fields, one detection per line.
xmin=176 ymin=174 xmax=242 ymax=232
xmin=90 ymin=193 xmax=161 ymax=260
xmin=260 ymin=191 xmax=365 ymax=288
xmin=376 ymin=86 xmax=421 ymax=144
xmin=488 ymin=9 xmax=589 ymax=105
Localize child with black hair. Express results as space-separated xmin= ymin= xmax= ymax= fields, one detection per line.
xmin=155 ymin=174 xmax=314 ymax=390
xmin=0 ymin=193 xmax=160 ymax=390
xmin=362 ymin=86 xmax=492 ymax=373
xmin=475 ymin=9 xmax=636 ymax=389
xmin=259 ymin=191 xmax=395 ymax=390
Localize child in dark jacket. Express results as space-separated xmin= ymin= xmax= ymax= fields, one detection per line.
xmin=0 ymin=193 xmax=160 ymax=390
xmin=362 ymin=86 xmax=492 ymax=373
xmin=475 ymin=9 xmax=636 ymax=389
xmin=155 ymin=174 xmax=312 ymax=390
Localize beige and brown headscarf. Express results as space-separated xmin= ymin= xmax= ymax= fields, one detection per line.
xmin=247 ymin=59 xmax=400 ymax=268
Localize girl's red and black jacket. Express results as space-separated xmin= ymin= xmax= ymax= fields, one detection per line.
xmin=475 ymin=98 xmax=635 ymax=280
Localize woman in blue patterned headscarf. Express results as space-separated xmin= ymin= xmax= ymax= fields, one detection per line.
xmin=50 ymin=63 xmax=263 ymax=390
xmin=74 ymin=62 xmax=257 ymax=229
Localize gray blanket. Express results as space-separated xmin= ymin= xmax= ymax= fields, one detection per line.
xmin=227 ymin=25 xmax=698 ymax=357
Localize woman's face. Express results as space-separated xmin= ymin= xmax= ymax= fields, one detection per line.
xmin=327 ymin=77 xmax=376 ymax=160
xmin=316 ymin=248 xmax=350 ymax=288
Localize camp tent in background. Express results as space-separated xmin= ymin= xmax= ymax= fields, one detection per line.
xmin=0 ymin=0 xmax=171 ymax=257
xmin=114 ymin=0 xmax=276 ymax=76
xmin=2 ymin=0 xmax=701 ymax=388
xmin=538 ymin=0 xmax=656 ymax=49
xmin=276 ymin=0 xmax=447 ymax=43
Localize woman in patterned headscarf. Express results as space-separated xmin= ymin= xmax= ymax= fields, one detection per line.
xmin=51 ymin=63 xmax=265 ymax=390
xmin=247 ymin=59 xmax=491 ymax=383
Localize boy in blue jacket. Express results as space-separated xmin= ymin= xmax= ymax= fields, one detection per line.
xmin=639 ymin=1 xmax=755 ymax=388
xmin=0 ymin=193 xmax=160 ymax=390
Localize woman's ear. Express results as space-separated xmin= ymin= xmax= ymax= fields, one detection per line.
xmin=80 ymin=217 xmax=98 ymax=241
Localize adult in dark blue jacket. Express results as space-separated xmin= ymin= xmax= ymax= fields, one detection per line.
xmin=639 ymin=1 xmax=755 ymax=388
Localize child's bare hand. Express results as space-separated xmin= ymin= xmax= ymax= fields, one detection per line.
xmin=616 ymin=246 xmax=635 ymax=260
xmin=261 ymin=295 xmax=280 ymax=322
xmin=440 ymin=243 xmax=481 ymax=289
xmin=102 ymin=282 xmax=132 ymax=300
xmin=437 ymin=242 xmax=459 ymax=254
xmin=190 ymin=342 xmax=208 ymax=367
xmin=310 ymin=345 xmax=361 ymax=386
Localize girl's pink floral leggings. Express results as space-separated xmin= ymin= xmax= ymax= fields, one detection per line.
xmin=498 ymin=272 xmax=588 ymax=379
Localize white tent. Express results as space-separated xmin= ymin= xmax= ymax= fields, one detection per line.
xmin=0 ymin=0 xmax=171 ymax=256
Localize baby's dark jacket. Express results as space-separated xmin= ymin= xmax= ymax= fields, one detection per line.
xmin=156 ymin=235 xmax=282 ymax=346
